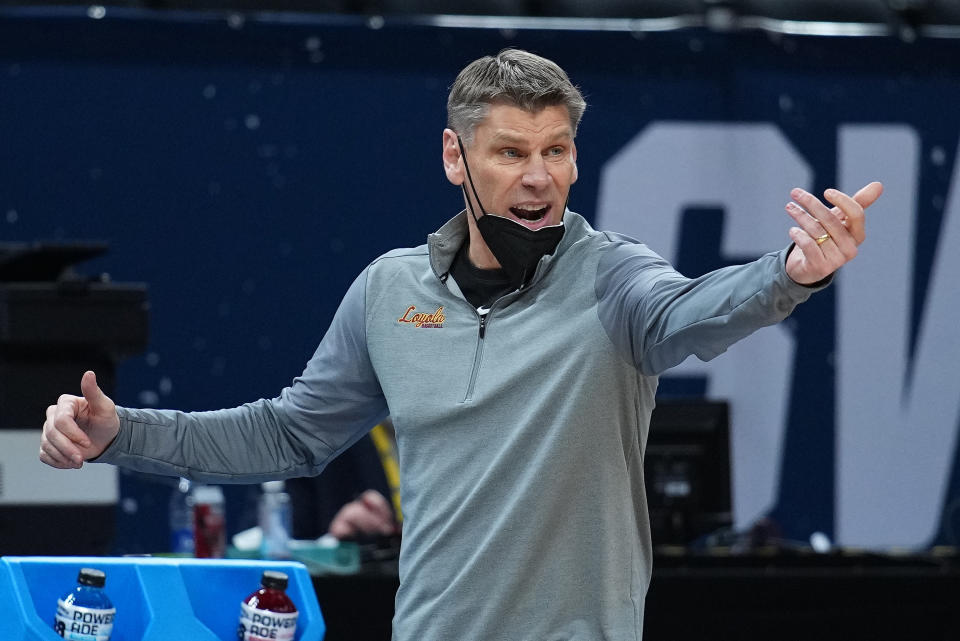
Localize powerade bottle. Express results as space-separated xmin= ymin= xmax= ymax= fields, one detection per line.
xmin=54 ymin=568 xmax=116 ymax=641
xmin=238 ymin=571 xmax=298 ymax=641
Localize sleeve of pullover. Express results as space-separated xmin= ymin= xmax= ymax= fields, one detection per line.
xmin=595 ymin=234 xmax=828 ymax=376
xmin=93 ymin=267 xmax=389 ymax=483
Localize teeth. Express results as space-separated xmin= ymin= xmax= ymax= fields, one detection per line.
xmin=511 ymin=205 xmax=548 ymax=221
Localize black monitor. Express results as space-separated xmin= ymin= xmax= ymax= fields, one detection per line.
xmin=645 ymin=400 xmax=732 ymax=547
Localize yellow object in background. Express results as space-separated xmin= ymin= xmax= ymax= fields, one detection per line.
xmin=370 ymin=422 xmax=402 ymax=524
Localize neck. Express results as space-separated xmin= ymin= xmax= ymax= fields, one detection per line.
xmin=467 ymin=229 xmax=501 ymax=270
xmin=465 ymin=210 xmax=501 ymax=269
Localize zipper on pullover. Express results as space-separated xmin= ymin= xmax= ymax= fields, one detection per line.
xmin=463 ymin=306 xmax=490 ymax=402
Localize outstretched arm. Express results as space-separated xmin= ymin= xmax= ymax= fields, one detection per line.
xmin=39 ymin=267 xmax=388 ymax=483
xmin=595 ymin=181 xmax=884 ymax=375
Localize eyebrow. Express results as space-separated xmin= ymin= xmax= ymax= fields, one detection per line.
xmin=489 ymin=130 xmax=574 ymax=146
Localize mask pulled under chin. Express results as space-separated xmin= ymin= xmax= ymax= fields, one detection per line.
xmin=474 ymin=212 xmax=564 ymax=290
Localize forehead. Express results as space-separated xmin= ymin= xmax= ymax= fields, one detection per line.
xmin=475 ymin=103 xmax=573 ymax=143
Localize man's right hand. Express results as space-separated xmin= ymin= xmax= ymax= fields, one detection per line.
xmin=40 ymin=370 xmax=120 ymax=469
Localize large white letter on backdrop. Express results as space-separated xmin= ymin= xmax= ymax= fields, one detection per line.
xmin=836 ymin=125 xmax=960 ymax=548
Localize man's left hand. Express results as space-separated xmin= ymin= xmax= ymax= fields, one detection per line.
xmin=784 ymin=181 xmax=883 ymax=285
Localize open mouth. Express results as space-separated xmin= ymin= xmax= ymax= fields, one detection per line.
xmin=509 ymin=204 xmax=550 ymax=222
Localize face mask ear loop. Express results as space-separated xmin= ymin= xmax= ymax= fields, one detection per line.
xmin=457 ymin=135 xmax=488 ymax=224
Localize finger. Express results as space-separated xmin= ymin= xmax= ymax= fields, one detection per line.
xmin=44 ymin=421 xmax=85 ymax=466
xmin=80 ymin=370 xmax=110 ymax=414
xmin=40 ymin=436 xmax=79 ymax=468
xmin=329 ymin=503 xmax=368 ymax=538
xmin=786 ymin=226 xmax=830 ymax=280
xmin=45 ymin=404 xmax=85 ymax=463
xmin=40 ymin=441 xmax=83 ymax=470
xmin=53 ymin=396 xmax=92 ymax=448
xmin=360 ymin=491 xmax=397 ymax=533
xmin=851 ymin=181 xmax=884 ymax=210
xmin=785 ymin=200 xmax=828 ymax=241
xmin=328 ymin=517 xmax=357 ymax=539
xmin=348 ymin=501 xmax=393 ymax=532
xmin=40 ymin=408 xmax=70 ymax=469
xmin=788 ymin=226 xmax=818 ymax=256
xmin=329 ymin=503 xmax=364 ymax=538
xmin=839 ymin=181 xmax=882 ymax=243
xmin=820 ymin=189 xmax=864 ymax=253
xmin=360 ymin=490 xmax=394 ymax=521
xmin=826 ymin=181 xmax=882 ymax=234
xmin=790 ymin=187 xmax=831 ymax=221
xmin=39 ymin=446 xmax=75 ymax=469
xmin=334 ymin=501 xmax=393 ymax=537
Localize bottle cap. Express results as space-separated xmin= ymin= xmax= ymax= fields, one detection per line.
xmin=261 ymin=480 xmax=286 ymax=493
xmin=192 ymin=484 xmax=224 ymax=505
xmin=77 ymin=568 xmax=106 ymax=588
xmin=261 ymin=570 xmax=289 ymax=590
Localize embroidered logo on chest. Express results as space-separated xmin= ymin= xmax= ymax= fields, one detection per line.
xmin=397 ymin=305 xmax=446 ymax=328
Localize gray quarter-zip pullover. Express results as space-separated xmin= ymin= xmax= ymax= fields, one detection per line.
xmin=99 ymin=210 xmax=822 ymax=640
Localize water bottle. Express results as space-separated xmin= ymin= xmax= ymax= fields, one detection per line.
xmin=259 ymin=480 xmax=292 ymax=559
xmin=238 ymin=571 xmax=298 ymax=641
xmin=192 ymin=484 xmax=226 ymax=558
xmin=54 ymin=568 xmax=116 ymax=641
xmin=169 ymin=477 xmax=195 ymax=555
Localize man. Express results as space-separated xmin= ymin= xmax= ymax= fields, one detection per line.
xmin=41 ymin=49 xmax=882 ymax=639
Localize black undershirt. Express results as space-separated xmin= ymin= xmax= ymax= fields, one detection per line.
xmin=450 ymin=242 xmax=515 ymax=309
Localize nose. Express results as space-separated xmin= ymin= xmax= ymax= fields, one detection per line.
xmin=521 ymin=154 xmax=551 ymax=190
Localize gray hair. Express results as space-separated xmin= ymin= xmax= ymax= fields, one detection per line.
xmin=447 ymin=49 xmax=586 ymax=144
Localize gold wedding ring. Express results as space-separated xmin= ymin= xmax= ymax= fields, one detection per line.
xmin=815 ymin=233 xmax=831 ymax=246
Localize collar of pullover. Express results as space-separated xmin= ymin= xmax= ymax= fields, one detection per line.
xmin=427 ymin=209 xmax=592 ymax=284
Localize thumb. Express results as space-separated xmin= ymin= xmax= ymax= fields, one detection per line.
xmin=80 ymin=370 xmax=112 ymax=413
xmin=852 ymin=181 xmax=884 ymax=210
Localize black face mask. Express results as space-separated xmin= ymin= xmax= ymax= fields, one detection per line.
xmin=457 ymin=136 xmax=565 ymax=290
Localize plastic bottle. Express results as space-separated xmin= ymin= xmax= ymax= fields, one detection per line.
xmin=168 ymin=477 xmax=195 ymax=555
xmin=53 ymin=568 xmax=116 ymax=641
xmin=259 ymin=480 xmax=292 ymax=559
xmin=192 ymin=484 xmax=226 ymax=558
xmin=237 ymin=570 xmax=298 ymax=641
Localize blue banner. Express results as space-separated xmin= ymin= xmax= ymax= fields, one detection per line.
xmin=3 ymin=8 xmax=959 ymax=549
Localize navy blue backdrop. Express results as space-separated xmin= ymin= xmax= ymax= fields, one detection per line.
xmin=3 ymin=8 xmax=960 ymax=553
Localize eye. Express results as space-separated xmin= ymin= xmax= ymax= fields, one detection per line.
xmin=501 ymin=148 xmax=521 ymax=159
xmin=546 ymin=146 xmax=566 ymax=160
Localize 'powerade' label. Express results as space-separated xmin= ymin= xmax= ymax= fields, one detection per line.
xmin=54 ymin=600 xmax=115 ymax=641
xmin=238 ymin=601 xmax=298 ymax=641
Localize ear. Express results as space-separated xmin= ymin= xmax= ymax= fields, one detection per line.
xmin=442 ymin=129 xmax=465 ymax=186
xmin=570 ymin=141 xmax=579 ymax=184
